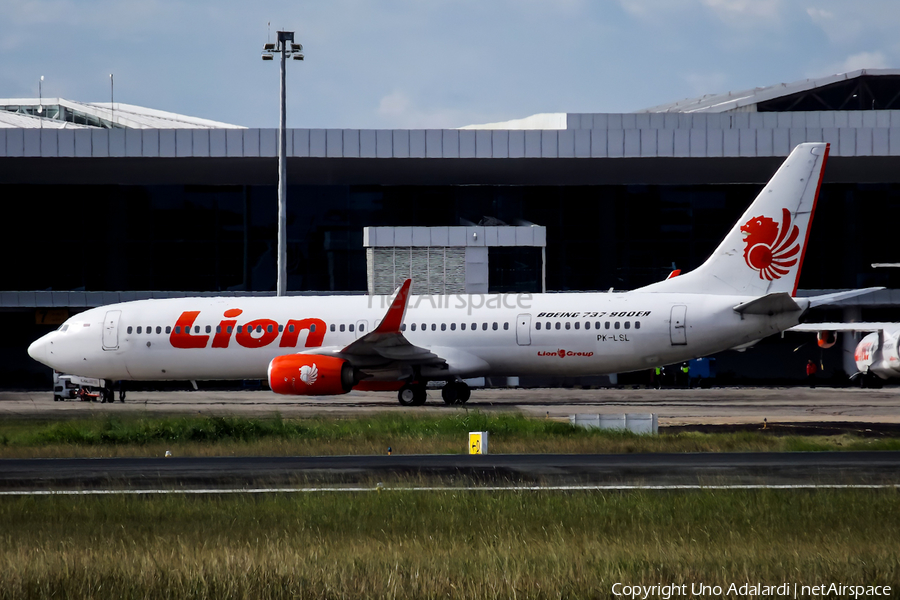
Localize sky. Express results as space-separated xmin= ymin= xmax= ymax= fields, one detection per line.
xmin=2 ymin=0 xmax=900 ymax=129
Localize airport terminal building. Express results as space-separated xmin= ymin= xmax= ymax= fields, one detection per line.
xmin=4 ymin=69 xmax=900 ymax=387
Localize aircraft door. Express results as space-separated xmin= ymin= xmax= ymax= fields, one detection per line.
xmin=356 ymin=320 xmax=368 ymax=338
xmin=102 ymin=310 xmax=122 ymax=351
xmin=516 ymin=314 xmax=532 ymax=346
xmin=670 ymin=305 xmax=687 ymax=346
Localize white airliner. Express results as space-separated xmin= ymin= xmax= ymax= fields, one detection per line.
xmin=28 ymin=142 xmax=878 ymax=405
xmin=790 ymin=323 xmax=900 ymax=384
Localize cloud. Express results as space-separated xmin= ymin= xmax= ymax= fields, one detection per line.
xmin=684 ymin=72 xmax=728 ymax=97
xmin=828 ymin=51 xmax=890 ymax=74
xmin=618 ymin=0 xmax=783 ymax=24
xmin=376 ymin=90 xmax=473 ymax=129
xmin=703 ymin=0 xmax=782 ymax=20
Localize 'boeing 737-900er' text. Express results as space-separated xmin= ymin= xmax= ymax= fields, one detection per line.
xmin=28 ymin=143 xmax=879 ymax=405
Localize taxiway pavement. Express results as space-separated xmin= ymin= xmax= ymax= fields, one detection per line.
xmin=1 ymin=387 xmax=898 ymax=426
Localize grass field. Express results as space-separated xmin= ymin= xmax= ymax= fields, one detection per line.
xmin=0 ymin=488 xmax=897 ymax=599
xmin=0 ymin=413 xmax=898 ymax=458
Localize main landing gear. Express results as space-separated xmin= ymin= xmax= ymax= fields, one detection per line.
xmin=441 ymin=381 xmax=471 ymax=405
xmin=397 ymin=380 xmax=472 ymax=406
xmin=397 ymin=383 xmax=427 ymax=406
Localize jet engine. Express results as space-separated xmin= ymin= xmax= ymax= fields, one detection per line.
xmin=816 ymin=330 xmax=837 ymax=349
xmin=268 ymin=354 xmax=355 ymax=395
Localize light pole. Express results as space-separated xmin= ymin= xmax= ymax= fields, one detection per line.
xmin=262 ymin=31 xmax=303 ymax=296
xmin=109 ymin=74 xmax=114 ymax=126
xmin=38 ymin=76 xmax=44 ymax=129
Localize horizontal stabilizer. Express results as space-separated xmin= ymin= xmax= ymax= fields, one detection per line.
xmin=733 ymin=292 xmax=802 ymax=316
xmin=802 ymin=287 xmax=884 ymax=309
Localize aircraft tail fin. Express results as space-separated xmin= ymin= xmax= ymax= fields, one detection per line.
xmin=637 ymin=142 xmax=829 ymax=297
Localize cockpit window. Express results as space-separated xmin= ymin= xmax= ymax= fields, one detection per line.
xmin=58 ymin=324 xmax=69 ymax=332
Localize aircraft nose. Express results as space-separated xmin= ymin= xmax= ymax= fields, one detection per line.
xmin=28 ymin=335 xmax=51 ymax=365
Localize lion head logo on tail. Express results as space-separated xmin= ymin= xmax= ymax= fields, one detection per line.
xmin=740 ymin=208 xmax=800 ymax=281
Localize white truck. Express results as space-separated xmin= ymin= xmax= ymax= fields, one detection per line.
xmin=52 ymin=371 xmax=115 ymax=403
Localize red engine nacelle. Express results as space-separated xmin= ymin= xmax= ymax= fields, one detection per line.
xmin=817 ymin=330 xmax=837 ymax=349
xmin=268 ymin=354 xmax=354 ymax=396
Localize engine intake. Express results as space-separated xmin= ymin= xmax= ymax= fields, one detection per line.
xmin=268 ymin=354 xmax=354 ymax=395
xmin=817 ymin=330 xmax=837 ymax=349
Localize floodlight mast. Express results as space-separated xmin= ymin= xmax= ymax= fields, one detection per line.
xmin=261 ymin=30 xmax=303 ymax=296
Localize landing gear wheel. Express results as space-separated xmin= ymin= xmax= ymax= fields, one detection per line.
xmin=441 ymin=382 xmax=471 ymax=405
xmin=441 ymin=383 xmax=458 ymax=405
xmin=457 ymin=382 xmax=471 ymax=404
xmin=53 ymin=395 xmax=61 ymax=402
xmin=412 ymin=386 xmax=427 ymax=406
xmin=398 ymin=385 xmax=417 ymax=406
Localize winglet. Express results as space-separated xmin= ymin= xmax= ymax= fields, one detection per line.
xmin=374 ymin=279 xmax=412 ymax=334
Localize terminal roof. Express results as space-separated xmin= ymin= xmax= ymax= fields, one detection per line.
xmin=0 ymin=98 xmax=244 ymax=129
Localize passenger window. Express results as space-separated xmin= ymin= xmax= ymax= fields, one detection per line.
xmin=349 ymin=324 xmax=355 ymax=332
xmin=482 ymin=323 xmax=488 ymax=331
xmin=555 ymin=322 xmax=561 ymax=330
xmin=340 ymin=324 xmax=345 ymax=332
xmin=503 ymin=322 xmax=509 ymax=330
xmin=206 ymin=325 xmax=212 ymax=334
xmin=156 ymin=326 xmax=161 ymax=334
xmin=289 ymin=324 xmax=295 ymax=333
xmin=175 ymin=326 xmax=181 ymax=334
xmin=605 ymin=322 xmax=610 ymax=330
xmin=624 ymin=322 xmax=630 ymax=330
xmin=545 ymin=321 xmax=550 ymax=330
xmin=584 ymin=322 xmax=590 ymax=330
xmin=411 ymin=324 xmax=417 ymax=331
xmin=195 ymin=326 xmax=201 ymax=334
xmin=536 ymin=322 xmax=541 ymax=330
xmin=278 ymin=325 xmax=283 ymax=332
xmin=237 ymin=326 xmax=243 ymax=333
xmin=565 ymin=322 xmax=571 ymax=330
xmin=492 ymin=322 xmax=498 ymax=331
xmin=401 ymin=324 xmax=407 ymax=331
xmin=471 ymin=323 xmax=476 ymax=330
xmin=216 ymin=326 xmax=221 ymax=334
xmin=256 ymin=325 xmax=263 ymax=333
xmin=595 ymin=321 xmax=601 ymax=329
xmin=615 ymin=322 xmax=620 ymax=330
xmin=137 ymin=326 xmax=142 ymax=334
xmin=310 ymin=324 xmax=316 ymax=332
xmin=574 ymin=322 xmax=580 ymax=330
xmin=441 ymin=323 xmax=446 ymax=331
xmin=431 ymin=324 xmax=436 ymax=331
xmin=267 ymin=325 xmax=273 ymax=333
xmin=330 ymin=324 xmax=335 ymax=332
xmin=127 ymin=326 xmax=133 ymax=334
xmin=166 ymin=326 xmax=171 ymax=334
xmin=226 ymin=326 xmax=232 ymax=334
xmin=450 ymin=323 xmax=456 ymax=331
xmin=461 ymin=323 xmax=466 ymax=330
xmin=359 ymin=324 xmax=365 ymax=332
xmin=635 ymin=321 xmax=641 ymax=330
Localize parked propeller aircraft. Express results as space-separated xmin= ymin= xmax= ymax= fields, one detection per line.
xmin=28 ymin=142 xmax=880 ymax=405
xmin=790 ymin=323 xmax=900 ymax=384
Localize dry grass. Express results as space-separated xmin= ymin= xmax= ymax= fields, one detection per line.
xmin=0 ymin=489 xmax=898 ymax=599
